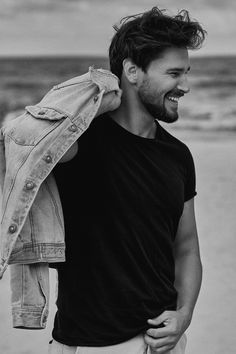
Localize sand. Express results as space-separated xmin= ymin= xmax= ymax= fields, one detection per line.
xmin=1 ymin=131 xmax=236 ymax=354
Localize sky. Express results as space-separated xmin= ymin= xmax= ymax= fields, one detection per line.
xmin=0 ymin=0 xmax=236 ymax=57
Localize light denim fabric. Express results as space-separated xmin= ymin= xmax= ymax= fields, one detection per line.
xmin=10 ymin=263 xmax=49 ymax=329
xmin=0 ymin=67 xmax=120 ymax=328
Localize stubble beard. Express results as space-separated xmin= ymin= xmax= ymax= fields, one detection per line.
xmin=138 ymin=81 xmax=179 ymax=124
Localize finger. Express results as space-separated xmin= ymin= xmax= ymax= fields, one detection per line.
xmin=144 ymin=334 xmax=174 ymax=353
xmin=146 ymin=327 xmax=172 ymax=338
xmin=147 ymin=311 xmax=170 ymax=326
xmin=144 ymin=334 xmax=171 ymax=347
xmin=149 ymin=344 xmax=173 ymax=354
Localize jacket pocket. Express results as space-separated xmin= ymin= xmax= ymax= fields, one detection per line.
xmin=25 ymin=105 xmax=67 ymax=121
xmin=5 ymin=110 xmax=63 ymax=146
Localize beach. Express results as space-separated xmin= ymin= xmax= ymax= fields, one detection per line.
xmin=1 ymin=54 xmax=236 ymax=353
xmin=1 ymin=129 xmax=236 ymax=354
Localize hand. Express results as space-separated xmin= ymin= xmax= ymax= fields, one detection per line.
xmin=144 ymin=310 xmax=190 ymax=353
xmin=96 ymin=89 xmax=122 ymax=116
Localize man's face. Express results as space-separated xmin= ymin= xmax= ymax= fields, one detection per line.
xmin=137 ymin=47 xmax=190 ymax=123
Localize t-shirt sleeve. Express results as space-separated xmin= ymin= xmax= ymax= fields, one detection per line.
xmin=184 ymin=148 xmax=197 ymax=202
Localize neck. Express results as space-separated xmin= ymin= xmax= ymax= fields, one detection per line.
xmin=109 ymin=90 xmax=157 ymax=139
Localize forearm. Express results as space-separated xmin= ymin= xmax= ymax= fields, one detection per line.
xmin=174 ymin=250 xmax=202 ymax=327
xmin=145 ymin=251 xmax=202 ymax=350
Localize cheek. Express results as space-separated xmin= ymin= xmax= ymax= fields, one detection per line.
xmin=147 ymin=84 xmax=164 ymax=102
xmin=139 ymin=78 xmax=167 ymax=104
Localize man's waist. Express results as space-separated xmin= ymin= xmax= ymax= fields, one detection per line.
xmin=54 ymin=300 xmax=177 ymax=347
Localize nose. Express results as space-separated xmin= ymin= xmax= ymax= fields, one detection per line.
xmin=177 ymin=75 xmax=190 ymax=94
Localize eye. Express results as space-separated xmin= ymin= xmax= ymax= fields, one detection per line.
xmin=169 ymin=72 xmax=180 ymax=78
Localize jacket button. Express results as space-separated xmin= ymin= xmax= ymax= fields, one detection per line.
xmin=45 ymin=155 xmax=52 ymax=163
xmin=69 ymin=124 xmax=78 ymax=132
xmin=38 ymin=109 xmax=47 ymax=115
xmin=93 ymin=95 xmax=99 ymax=103
xmin=25 ymin=181 xmax=35 ymax=190
xmin=9 ymin=224 xmax=17 ymax=233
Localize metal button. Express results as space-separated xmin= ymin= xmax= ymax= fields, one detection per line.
xmin=9 ymin=224 xmax=17 ymax=233
xmin=93 ymin=95 xmax=99 ymax=103
xmin=38 ymin=109 xmax=47 ymax=115
xmin=25 ymin=181 xmax=35 ymax=190
xmin=45 ymin=155 xmax=52 ymax=163
xmin=69 ymin=124 xmax=78 ymax=132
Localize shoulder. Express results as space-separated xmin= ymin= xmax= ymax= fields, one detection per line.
xmin=158 ymin=124 xmax=195 ymax=171
xmin=89 ymin=113 xmax=111 ymax=132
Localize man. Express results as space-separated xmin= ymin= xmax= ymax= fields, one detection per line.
xmin=49 ymin=7 xmax=206 ymax=354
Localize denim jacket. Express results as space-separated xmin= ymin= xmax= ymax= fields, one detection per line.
xmin=0 ymin=67 xmax=120 ymax=328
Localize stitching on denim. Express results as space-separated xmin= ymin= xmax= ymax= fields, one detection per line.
xmin=21 ymin=264 xmax=24 ymax=306
xmin=29 ymin=209 xmax=36 ymax=247
xmin=37 ymin=264 xmax=48 ymax=328
xmin=44 ymin=178 xmax=64 ymax=232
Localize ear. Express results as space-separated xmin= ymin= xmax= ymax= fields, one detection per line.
xmin=122 ymin=58 xmax=138 ymax=84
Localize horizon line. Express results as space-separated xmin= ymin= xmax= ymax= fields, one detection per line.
xmin=0 ymin=53 xmax=236 ymax=60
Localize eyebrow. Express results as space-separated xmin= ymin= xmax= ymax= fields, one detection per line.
xmin=167 ymin=66 xmax=191 ymax=72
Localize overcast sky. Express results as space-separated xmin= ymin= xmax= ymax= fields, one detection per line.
xmin=0 ymin=0 xmax=236 ymax=57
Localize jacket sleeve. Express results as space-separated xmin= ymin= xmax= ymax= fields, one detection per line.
xmin=0 ymin=128 xmax=6 ymax=227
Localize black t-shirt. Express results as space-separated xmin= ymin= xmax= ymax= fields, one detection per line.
xmin=52 ymin=114 xmax=196 ymax=346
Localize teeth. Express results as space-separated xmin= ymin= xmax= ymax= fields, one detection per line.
xmin=167 ymin=96 xmax=179 ymax=102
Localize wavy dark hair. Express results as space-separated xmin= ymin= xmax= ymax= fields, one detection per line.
xmin=109 ymin=7 xmax=207 ymax=79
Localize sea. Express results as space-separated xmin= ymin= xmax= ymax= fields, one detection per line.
xmin=0 ymin=55 xmax=236 ymax=132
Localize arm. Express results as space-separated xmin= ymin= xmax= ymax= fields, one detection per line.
xmin=173 ymin=197 xmax=202 ymax=326
xmin=145 ymin=198 xmax=202 ymax=352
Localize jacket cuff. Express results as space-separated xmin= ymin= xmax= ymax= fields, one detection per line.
xmin=12 ymin=307 xmax=48 ymax=329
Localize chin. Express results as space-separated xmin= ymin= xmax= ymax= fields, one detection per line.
xmin=144 ymin=102 xmax=179 ymax=123
xmin=166 ymin=116 xmax=179 ymax=124
xmin=158 ymin=113 xmax=179 ymax=124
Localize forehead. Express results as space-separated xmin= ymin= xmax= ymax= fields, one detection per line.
xmin=147 ymin=47 xmax=190 ymax=72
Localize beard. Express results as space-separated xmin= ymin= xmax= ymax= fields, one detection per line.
xmin=138 ymin=80 xmax=179 ymax=124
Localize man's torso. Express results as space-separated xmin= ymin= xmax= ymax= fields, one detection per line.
xmin=51 ymin=114 xmax=196 ymax=346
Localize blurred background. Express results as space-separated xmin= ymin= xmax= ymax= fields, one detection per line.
xmin=0 ymin=1 xmax=236 ymax=353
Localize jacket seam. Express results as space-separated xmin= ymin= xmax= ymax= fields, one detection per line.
xmin=29 ymin=209 xmax=36 ymax=246
xmin=21 ymin=264 xmax=24 ymax=307
xmin=52 ymin=79 xmax=91 ymax=90
xmin=1 ymin=148 xmax=33 ymax=222
xmin=44 ymin=178 xmax=64 ymax=232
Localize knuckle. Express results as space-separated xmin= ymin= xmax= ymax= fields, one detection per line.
xmin=148 ymin=329 xmax=156 ymax=337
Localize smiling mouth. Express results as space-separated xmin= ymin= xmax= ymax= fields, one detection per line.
xmin=166 ymin=96 xmax=180 ymax=103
